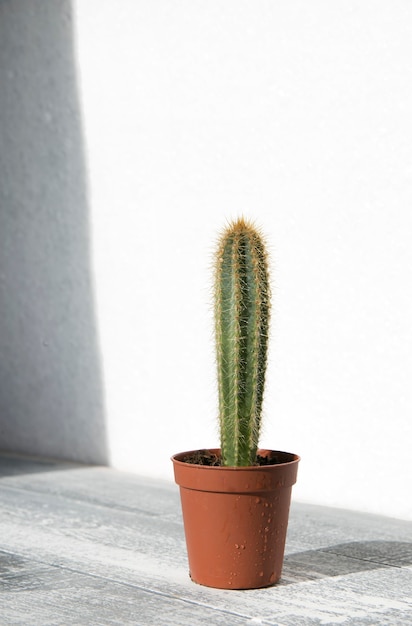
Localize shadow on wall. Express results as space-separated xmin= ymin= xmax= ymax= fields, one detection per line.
xmin=0 ymin=1 xmax=107 ymax=464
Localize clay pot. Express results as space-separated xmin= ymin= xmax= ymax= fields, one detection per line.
xmin=172 ymin=448 xmax=300 ymax=589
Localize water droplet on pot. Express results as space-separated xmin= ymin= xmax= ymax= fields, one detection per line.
xmin=255 ymin=497 xmax=261 ymax=504
xmin=259 ymin=571 xmax=264 ymax=577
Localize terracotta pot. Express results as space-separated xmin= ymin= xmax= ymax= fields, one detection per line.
xmin=172 ymin=448 xmax=300 ymax=589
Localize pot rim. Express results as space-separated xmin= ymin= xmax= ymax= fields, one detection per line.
xmin=172 ymin=448 xmax=300 ymax=493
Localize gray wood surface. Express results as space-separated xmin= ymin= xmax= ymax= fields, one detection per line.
xmin=0 ymin=453 xmax=411 ymax=625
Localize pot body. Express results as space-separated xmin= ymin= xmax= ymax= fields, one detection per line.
xmin=172 ymin=448 xmax=299 ymax=589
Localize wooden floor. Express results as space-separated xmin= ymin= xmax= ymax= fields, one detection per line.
xmin=0 ymin=454 xmax=411 ymax=625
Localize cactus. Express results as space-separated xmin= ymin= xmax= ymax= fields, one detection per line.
xmin=214 ymin=218 xmax=271 ymax=466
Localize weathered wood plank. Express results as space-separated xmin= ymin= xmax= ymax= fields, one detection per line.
xmin=1 ymin=455 xmax=411 ymax=625
xmin=0 ymin=550 xmax=251 ymax=626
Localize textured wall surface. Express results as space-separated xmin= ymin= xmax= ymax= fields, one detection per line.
xmin=0 ymin=1 xmax=107 ymax=464
xmin=1 ymin=1 xmax=411 ymax=519
xmin=75 ymin=0 xmax=412 ymax=519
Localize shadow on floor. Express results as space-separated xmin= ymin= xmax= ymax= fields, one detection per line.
xmin=0 ymin=453 xmax=87 ymax=478
xmin=280 ymin=540 xmax=412 ymax=585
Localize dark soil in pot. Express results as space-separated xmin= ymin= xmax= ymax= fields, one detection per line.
xmin=179 ymin=449 xmax=287 ymax=467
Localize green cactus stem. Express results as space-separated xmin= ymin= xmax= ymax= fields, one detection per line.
xmin=214 ymin=218 xmax=271 ymax=466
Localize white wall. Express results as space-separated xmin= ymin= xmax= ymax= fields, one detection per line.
xmin=73 ymin=0 xmax=412 ymax=520
xmin=1 ymin=1 xmax=410 ymax=520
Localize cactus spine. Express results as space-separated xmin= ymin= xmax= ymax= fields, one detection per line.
xmin=214 ymin=218 xmax=271 ymax=466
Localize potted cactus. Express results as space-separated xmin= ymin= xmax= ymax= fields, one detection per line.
xmin=172 ymin=218 xmax=300 ymax=589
